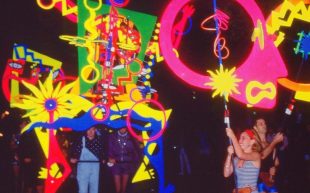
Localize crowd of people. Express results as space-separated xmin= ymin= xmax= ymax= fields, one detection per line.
xmin=0 ymin=119 xmax=142 ymax=193
xmin=1 ymin=112 xmax=310 ymax=193
xmin=223 ymin=117 xmax=306 ymax=193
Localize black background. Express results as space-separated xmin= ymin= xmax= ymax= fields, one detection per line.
xmin=1 ymin=1 xmax=310 ymax=193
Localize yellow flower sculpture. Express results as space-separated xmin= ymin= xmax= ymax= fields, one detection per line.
xmin=205 ymin=65 xmax=242 ymax=101
xmin=12 ymin=73 xmax=92 ymax=132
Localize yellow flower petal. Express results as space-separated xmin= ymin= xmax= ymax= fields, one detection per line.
xmin=57 ymin=94 xmax=74 ymax=103
xmin=39 ymin=81 xmax=49 ymax=99
xmin=56 ymin=107 xmax=75 ymax=117
xmin=57 ymin=80 xmax=77 ymax=97
xmin=22 ymin=95 xmax=44 ymax=104
xmin=21 ymin=81 xmax=44 ymax=100
xmin=52 ymin=83 xmax=62 ymax=98
xmin=44 ymin=73 xmax=54 ymax=97
xmin=23 ymin=107 xmax=46 ymax=118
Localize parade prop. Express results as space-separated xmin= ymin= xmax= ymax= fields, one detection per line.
xmin=3 ymin=1 xmax=310 ymax=193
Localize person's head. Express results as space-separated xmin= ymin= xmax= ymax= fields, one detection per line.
xmin=86 ymin=126 xmax=97 ymax=139
xmin=253 ymin=118 xmax=267 ymax=135
xmin=119 ymin=127 xmax=127 ymax=134
xmin=19 ymin=120 xmax=28 ymax=129
xmin=239 ymin=129 xmax=259 ymax=152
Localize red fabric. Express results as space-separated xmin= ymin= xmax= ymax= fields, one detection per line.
xmin=244 ymin=129 xmax=255 ymax=139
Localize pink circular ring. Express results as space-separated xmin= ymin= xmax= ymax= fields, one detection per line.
xmin=126 ymin=99 xmax=167 ymax=142
xmin=90 ymin=103 xmax=110 ymax=121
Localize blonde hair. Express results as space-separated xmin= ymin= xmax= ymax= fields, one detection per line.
xmin=252 ymin=141 xmax=262 ymax=153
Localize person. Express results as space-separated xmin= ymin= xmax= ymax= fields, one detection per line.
xmin=252 ymin=118 xmax=284 ymax=159
xmin=108 ymin=127 xmax=141 ymax=193
xmin=70 ymin=126 xmax=105 ymax=193
xmin=18 ymin=128 xmax=45 ymax=193
xmin=252 ymin=118 xmax=284 ymax=193
xmin=0 ymin=113 xmax=15 ymax=193
xmin=10 ymin=120 xmax=28 ymax=193
xmin=224 ymin=128 xmax=261 ymax=193
xmin=56 ymin=130 xmax=75 ymax=193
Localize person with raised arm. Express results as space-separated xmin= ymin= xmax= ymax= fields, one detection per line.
xmin=224 ymin=128 xmax=261 ymax=193
xmin=252 ymin=118 xmax=284 ymax=193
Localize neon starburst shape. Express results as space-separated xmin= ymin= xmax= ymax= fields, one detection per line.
xmin=205 ymin=65 xmax=242 ymax=101
xmin=12 ymin=73 xmax=91 ymax=132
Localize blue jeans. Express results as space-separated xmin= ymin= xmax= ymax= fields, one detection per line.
xmin=77 ymin=162 xmax=100 ymax=193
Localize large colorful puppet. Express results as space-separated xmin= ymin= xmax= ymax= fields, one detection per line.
xmin=3 ymin=1 xmax=310 ymax=193
xmin=5 ymin=1 xmax=173 ymax=193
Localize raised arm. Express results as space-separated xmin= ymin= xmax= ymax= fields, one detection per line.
xmin=223 ymin=145 xmax=234 ymax=177
xmin=261 ymin=132 xmax=283 ymax=159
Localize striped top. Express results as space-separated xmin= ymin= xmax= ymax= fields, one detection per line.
xmin=233 ymin=158 xmax=259 ymax=193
